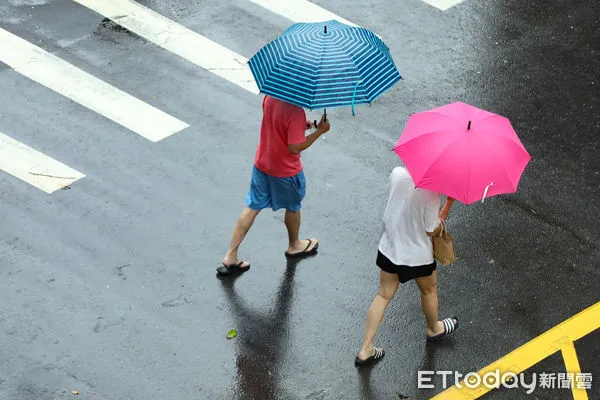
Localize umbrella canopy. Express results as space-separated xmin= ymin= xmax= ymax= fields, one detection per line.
xmin=248 ymin=20 xmax=401 ymax=112
xmin=394 ymin=102 xmax=531 ymax=204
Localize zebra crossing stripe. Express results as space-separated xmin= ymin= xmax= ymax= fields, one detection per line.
xmin=73 ymin=0 xmax=259 ymax=94
xmin=0 ymin=131 xmax=85 ymax=193
xmin=0 ymin=27 xmax=189 ymax=142
xmin=251 ymin=0 xmax=465 ymax=17
xmin=248 ymin=0 xmax=358 ymax=26
xmin=420 ymin=0 xmax=466 ymax=11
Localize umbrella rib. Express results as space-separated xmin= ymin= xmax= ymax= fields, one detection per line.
xmin=404 ymin=135 xmax=457 ymax=184
xmin=249 ymin=22 xmax=400 ymax=110
xmin=493 ymin=135 xmax=530 ymax=190
xmin=466 ymin=162 xmax=471 ymax=203
xmin=395 ymin=128 xmax=453 ymax=148
xmin=314 ymin=32 xmax=329 ymax=107
xmin=478 ymin=116 xmax=528 ymax=149
xmin=417 ymin=111 xmax=465 ymax=128
xmin=474 ymin=113 xmax=504 ymax=126
xmin=333 ymin=31 xmax=367 ymax=99
xmin=474 ymin=139 xmax=517 ymax=196
xmin=414 ymin=138 xmax=471 ymax=203
xmin=497 ymin=133 xmax=530 ymax=159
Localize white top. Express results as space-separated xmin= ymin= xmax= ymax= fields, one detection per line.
xmin=378 ymin=167 xmax=441 ymax=266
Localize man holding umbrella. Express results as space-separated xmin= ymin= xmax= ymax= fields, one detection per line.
xmin=217 ymin=96 xmax=330 ymax=276
xmin=218 ymin=20 xmax=401 ymax=276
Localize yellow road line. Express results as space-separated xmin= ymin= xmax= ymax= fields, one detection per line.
xmin=561 ymin=343 xmax=588 ymax=400
xmin=432 ymin=301 xmax=600 ymax=399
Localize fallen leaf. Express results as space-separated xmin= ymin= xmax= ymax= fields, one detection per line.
xmin=226 ymin=329 xmax=237 ymax=339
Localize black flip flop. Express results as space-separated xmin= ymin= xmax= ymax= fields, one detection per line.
xmin=354 ymin=347 xmax=385 ymax=367
xmin=285 ymin=239 xmax=319 ymax=258
xmin=217 ymin=261 xmax=250 ymax=276
xmin=426 ymin=317 xmax=459 ymax=342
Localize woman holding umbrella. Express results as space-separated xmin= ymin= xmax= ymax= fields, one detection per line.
xmin=356 ymin=101 xmax=531 ymax=365
xmin=355 ymin=166 xmax=458 ymax=366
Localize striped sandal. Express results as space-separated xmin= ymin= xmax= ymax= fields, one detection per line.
xmin=427 ymin=317 xmax=459 ymax=342
xmin=354 ymin=347 xmax=385 ymax=367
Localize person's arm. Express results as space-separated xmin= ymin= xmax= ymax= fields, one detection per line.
xmin=288 ymin=114 xmax=330 ymax=154
xmin=424 ymin=192 xmax=442 ymax=236
xmin=426 ymin=223 xmax=442 ymax=237
xmin=439 ymin=196 xmax=455 ymax=221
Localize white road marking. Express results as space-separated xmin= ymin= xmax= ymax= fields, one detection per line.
xmin=0 ymin=131 xmax=85 ymax=193
xmin=248 ymin=0 xmax=358 ymax=26
xmin=73 ymin=0 xmax=259 ymax=94
xmin=419 ymin=0 xmax=466 ymax=11
xmin=0 ymin=28 xmax=189 ymax=142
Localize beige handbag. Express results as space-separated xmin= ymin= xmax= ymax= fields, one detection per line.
xmin=432 ymin=220 xmax=456 ymax=266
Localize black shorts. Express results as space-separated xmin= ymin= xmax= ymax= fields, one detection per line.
xmin=376 ymin=251 xmax=436 ymax=283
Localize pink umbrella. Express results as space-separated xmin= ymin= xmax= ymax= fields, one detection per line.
xmin=394 ymin=102 xmax=531 ymax=204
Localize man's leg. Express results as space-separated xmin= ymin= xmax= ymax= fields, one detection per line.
xmin=284 ymin=209 xmax=318 ymax=254
xmin=221 ymin=166 xmax=270 ymax=269
xmin=222 ymin=207 xmax=260 ymax=267
xmin=275 ymin=171 xmax=317 ymax=255
xmin=415 ymin=271 xmax=457 ymax=337
xmin=357 ymin=270 xmax=399 ymax=360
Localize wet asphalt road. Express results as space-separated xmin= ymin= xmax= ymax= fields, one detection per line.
xmin=0 ymin=0 xmax=599 ymax=399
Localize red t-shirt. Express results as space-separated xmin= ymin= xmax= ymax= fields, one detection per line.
xmin=254 ymin=96 xmax=307 ymax=178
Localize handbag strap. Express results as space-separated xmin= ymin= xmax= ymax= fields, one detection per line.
xmin=438 ymin=219 xmax=447 ymax=236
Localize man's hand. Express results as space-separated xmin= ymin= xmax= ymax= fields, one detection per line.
xmin=288 ymin=114 xmax=331 ymax=154
xmin=315 ymin=114 xmax=330 ymax=134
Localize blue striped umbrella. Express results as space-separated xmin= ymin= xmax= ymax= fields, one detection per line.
xmin=248 ymin=20 xmax=401 ymax=114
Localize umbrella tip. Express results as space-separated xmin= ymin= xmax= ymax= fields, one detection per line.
xmin=467 ymin=120 xmax=472 ymax=130
xmin=324 ymin=25 xmax=327 ymax=34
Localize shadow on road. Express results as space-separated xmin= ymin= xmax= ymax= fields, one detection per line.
xmin=219 ymin=258 xmax=301 ymax=400
xmin=357 ymin=366 xmax=381 ymax=400
xmin=411 ymin=340 xmax=457 ymax=399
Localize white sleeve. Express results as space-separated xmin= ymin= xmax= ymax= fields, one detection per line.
xmin=424 ymin=193 xmax=441 ymax=232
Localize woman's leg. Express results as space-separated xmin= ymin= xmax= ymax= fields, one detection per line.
xmin=415 ymin=270 xmax=439 ymax=334
xmin=357 ymin=270 xmax=399 ymax=360
xmin=415 ymin=270 xmax=457 ymax=337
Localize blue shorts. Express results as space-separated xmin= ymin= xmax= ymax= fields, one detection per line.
xmin=245 ymin=166 xmax=306 ymax=212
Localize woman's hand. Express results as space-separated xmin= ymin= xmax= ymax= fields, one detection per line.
xmin=439 ymin=197 xmax=455 ymax=221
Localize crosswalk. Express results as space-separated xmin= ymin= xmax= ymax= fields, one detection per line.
xmin=0 ymin=0 xmax=467 ymax=193
xmin=0 ymin=27 xmax=189 ymax=142
xmin=73 ymin=0 xmax=259 ymax=94
xmin=421 ymin=0 xmax=467 ymax=11
xmin=247 ymin=0 xmax=358 ymax=27
xmin=0 ymin=131 xmax=85 ymax=193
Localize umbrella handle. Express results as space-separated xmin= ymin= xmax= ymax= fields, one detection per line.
xmin=481 ymin=182 xmax=494 ymax=203
xmin=313 ymin=111 xmax=326 ymax=129
xmin=351 ymin=80 xmax=363 ymax=116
